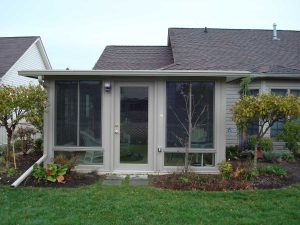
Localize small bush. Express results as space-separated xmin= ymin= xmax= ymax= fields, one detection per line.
xmin=277 ymin=120 xmax=300 ymax=156
xmin=6 ymin=167 xmax=17 ymax=177
xmin=263 ymin=151 xmax=283 ymax=162
xmin=13 ymin=139 xmax=23 ymax=153
xmin=246 ymin=136 xmax=273 ymax=152
xmin=258 ymin=165 xmax=287 ymax=177
xmin=281 ymin=152 xmax=295 ymax=161
xmin=218 ymin=161 xmax=232 ymax=179
xmin=32 ymin=163 xmax=68 ymax=183
xmin=226 ymin=145 xmax=239 ymax=160
xmin=54 ymin=154 xmax=78 ymax=170
xmin=0 ymin=145 xmax=7 ymax=156
xmin=239 ymin=167 xmax=259 ymax=180
xmin=33 ymin=138 xmax=43 ymax=152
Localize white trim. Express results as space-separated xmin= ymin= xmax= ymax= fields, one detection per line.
xmin=19 ymin=69 xmax=250 ymax=79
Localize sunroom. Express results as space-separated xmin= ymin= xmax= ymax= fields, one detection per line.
xmin=20 ymin=70 xmax=247 ymax=174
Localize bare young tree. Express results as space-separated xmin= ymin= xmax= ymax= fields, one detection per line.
xmin=169 ymin=82 xmax=209 ymax=173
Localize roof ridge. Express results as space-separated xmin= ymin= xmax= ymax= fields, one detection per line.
xmin=0 ymin=36 xmax=40 ymax=39
xmin=105 ymin=45 xmax=169 ymax=47
xmin=168 ymin=27 xmax=300 ymax=32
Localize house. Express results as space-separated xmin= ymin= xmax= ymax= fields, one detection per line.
xmin=0 ymin=36 xmax=52 ymax=144
xmin=19 ymin=26 xmax=300 ymax=174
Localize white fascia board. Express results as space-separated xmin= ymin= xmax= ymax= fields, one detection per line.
xmin=251 ymin=73 xmax=300 ymax=79
xmin=36 ymin=38 xmax=52 ymax=69
xmin=19 ymin=70 xmax=250 ymax=79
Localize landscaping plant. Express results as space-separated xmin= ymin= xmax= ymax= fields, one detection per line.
xmin=0 ymin=85 xmax=47 ymax=168
xmin=277 ymin=120 xmax=300 ymax=156
xmin=218 ymin=161 xmax=232 ymax=179
xmin=32 ymin=163 xmax=68 ymax=183
xmin=232 ymin=94 xmax=300 ymax=167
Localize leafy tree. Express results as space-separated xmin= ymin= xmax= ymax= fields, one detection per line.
xmin=0 ymin=85 xmax=47 ymax=167
xmin=231 ymin=94 xmax=300 ymax=167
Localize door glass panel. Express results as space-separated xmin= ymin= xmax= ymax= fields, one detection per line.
xmin=120 ymin=87 xmax=148 ymax=164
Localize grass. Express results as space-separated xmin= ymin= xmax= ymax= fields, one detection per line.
xmin=0 ymin=183 xmax=300 ymax=225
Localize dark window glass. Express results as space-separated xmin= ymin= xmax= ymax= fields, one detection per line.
xmin=79 ymin=81 xmax=102 ymax=146
xmin=120 ymin=87 xmax=148 ymax=164
xmin=164 ymin=153 xmax=215 ymax=167
xmin=271 ymin=89 xmax=287 ymax=138
xmin=55 ymin=81 xmax=102 ymax=146
xmin=56 ymin=81 xmax=78 ymax=146
xmin=166 ymin=81 xmax=214 ymax=148
xmin=247 ymin=89 xmax=259 ymax=135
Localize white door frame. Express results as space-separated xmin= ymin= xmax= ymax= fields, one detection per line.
xmin=113 ymin=81 xmax=154 ymax=172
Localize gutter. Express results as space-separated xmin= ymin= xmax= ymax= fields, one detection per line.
xmin=18 ymin=69 xmax=250 ymax=81
xmin=11 ymin=154 xmax=47 ymax=188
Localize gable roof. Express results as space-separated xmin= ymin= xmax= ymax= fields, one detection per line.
xmin=93 ymin=46 xmax=173 ymax=70
xmin=94 ymin=27 xmax=300 ymax=73
xmin=0 ymin=36 xmax=39 ymax=77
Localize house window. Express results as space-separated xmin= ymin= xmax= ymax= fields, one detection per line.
xmin=270 ymin=89 xmax=287 ymax=138
xmin=166 ymin=81 xmax=214 ymax=148
xmin=54 ymin=151 xmax=103 ymax=165
xmin=55 ymin=81 xmax=102 ymax=146
xmin=164 ymin=153 xmax=215 ymax=167
xmin=247 ymin=89 xmax=259 ymax=136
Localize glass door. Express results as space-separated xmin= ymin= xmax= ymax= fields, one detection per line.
xmin=114 ymin=82 xmax=153 ymax=171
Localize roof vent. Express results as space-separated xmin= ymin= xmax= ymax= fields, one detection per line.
xmin=273 ymin=23 xmax=280 ymax=40
xmin=204 ymin=27 xmax=208 ymax=33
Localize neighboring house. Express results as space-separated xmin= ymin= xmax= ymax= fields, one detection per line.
xmin=0 ymin=36 xmax=51 ymax=144
xmin=20 ymin=26 xmax=300 ymax=174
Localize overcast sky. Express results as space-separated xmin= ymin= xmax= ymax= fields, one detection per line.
xmin=1 ymin=0 xmax=299 ymax=69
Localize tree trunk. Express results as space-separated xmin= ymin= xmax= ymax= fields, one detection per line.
xmin=184 ymin=83 xmax=193 ymax=174
xmin=6 ymin=131 xmax=12 ymax=168
xmin=254 ymin=142 xmax=258 ymax=168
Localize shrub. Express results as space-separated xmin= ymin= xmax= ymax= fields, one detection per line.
xmin=281 ymin=152 xmax=295 ymax=161
xmin=258 ymin=165 xmax=287 ymax=177
xmin=0 ymin=145 xmax=7 ymax=156
xmin=218 ymin=161 xmax=232 ymax=179
xmin=246 ymin=136 xmax=273 ymax=152
xmin=263 ymin=151 xmax=284 ymax=162
xmin=32 ymin=163 xmax=68 ymax=183
xmin=6 ymin=167 xmax=16 ymax=177
xmin=239 ymin=167 xmax=259 ymax=180
xmin=33 ymin=138 xmax=43 ymax=152
xmin=13 ymin=127 xmax=36 ymax=154
xmin=226 ymin=145 xmax=239 ymax=160
xmin=277 ymin=120 xmax=300 ymax=156
xmin=54 ymin=154 xmax=78 ymax=170
xmin=13 ymin=139 xmax=23 ymax=153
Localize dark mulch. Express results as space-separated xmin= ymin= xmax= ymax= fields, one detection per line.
xmin=151 ymin=160 xmax=300 ymax=191
xmin=22 ymin=171 xmax=100 ymax=188
xmin=0 ymin=151 xmax=42 ymax=185
xmin=151 ymin=173 xmax=251 ymax=191
xmin=0 ymin=151 xmax=101 ymax=188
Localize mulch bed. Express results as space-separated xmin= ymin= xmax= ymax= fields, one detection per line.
xmin=151 ymin=160 xmax=300 ymax=191
xmin=22 ymin=171 xmax=100 ymax=188
xmin=0 ymin=151 xmax=101 ymax=188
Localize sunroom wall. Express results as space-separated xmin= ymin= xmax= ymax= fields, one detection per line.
xmin=43 ymin=76 xmax=227 ymax=173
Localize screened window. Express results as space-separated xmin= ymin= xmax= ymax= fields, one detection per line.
xmin=166 ymin=81 xmax=214 ymax=148
xmin=270 ymin=89 xmax=287 ymax=138
xmin=55 ymin=81 xmax=102 ymax=146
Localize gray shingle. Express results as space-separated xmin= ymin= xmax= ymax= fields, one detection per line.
xmin=93 ymin=28 xmax=300 ymax=73
xmin=0 ymin=36 xmax=39 ymax=77
xmin=93 ymin=46 xmax=174 ymax=70
xmin=167 ymin=28 xmax=300 ymax=73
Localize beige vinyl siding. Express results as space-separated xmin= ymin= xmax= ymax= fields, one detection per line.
xmin=225 ymin=82 xmax=240 ymax=146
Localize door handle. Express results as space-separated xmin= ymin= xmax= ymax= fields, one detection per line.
xmin=114 ymin=124 xmax=119 ymax=134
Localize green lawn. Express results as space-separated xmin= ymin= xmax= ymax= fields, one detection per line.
xmin=1 ymin=184 xmax=300 ymax=225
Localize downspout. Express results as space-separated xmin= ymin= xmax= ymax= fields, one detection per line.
xmin=11 ymin=154 xmax=47 ymax=188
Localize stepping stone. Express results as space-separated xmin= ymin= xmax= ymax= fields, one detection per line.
xmin=102 ymin=179 xmax=123 ymax=186
xmin=129 ymin=179 xmax=149 ymax=186
xmin=102 ymin=175 xmax=125 ymax=185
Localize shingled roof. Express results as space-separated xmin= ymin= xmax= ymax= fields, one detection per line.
xmin=93 ymin=28 xmax=300 ymax=73
xmin=0 ymin=36 xmax=39 ymax=77
xmin=93 ymin=46 xmax=173 ymax=70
